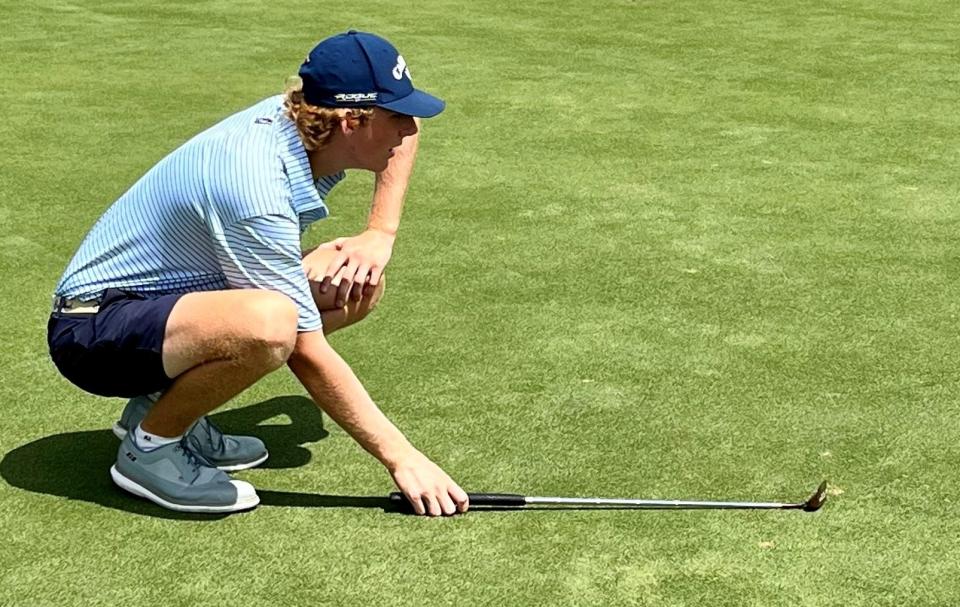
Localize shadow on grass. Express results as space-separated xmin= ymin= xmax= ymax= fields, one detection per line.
xmin=3 ymin=396 xmax=596 ymax=518
xmin=0 ymin=396 xmax=339 ymax=520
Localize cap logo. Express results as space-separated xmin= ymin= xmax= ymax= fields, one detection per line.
xmin=334 ymin=92 xmax=378 ymax=103
xmin=392 ymin=55 xmax=411 ymax=80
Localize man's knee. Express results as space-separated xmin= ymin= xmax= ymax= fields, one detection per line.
xmin=362 ymin=275 xmax=386 ymax=314
xmin=237 ymin=291 xmax=298 ymax=367
xmin=346 ymin=275 xmax=386 ymax=323
xmin=317 ymin=276 xmax=387 ymax=335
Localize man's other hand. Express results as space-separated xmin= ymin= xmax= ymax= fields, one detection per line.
xmin=310 ymin=230 xmax=395 ymax=307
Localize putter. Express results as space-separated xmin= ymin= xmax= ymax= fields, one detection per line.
xmin=389 ymin=481 xmax=828 ymax=513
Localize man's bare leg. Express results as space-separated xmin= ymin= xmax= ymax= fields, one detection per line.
xmin=140 ymin=289 xmax=299 ymax=438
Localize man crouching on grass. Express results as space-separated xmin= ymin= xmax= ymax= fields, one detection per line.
xmin=47 ymin=31 xmax=468 ymax=516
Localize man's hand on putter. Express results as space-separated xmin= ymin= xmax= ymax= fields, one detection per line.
xmin=389 ymin=450 xmax=469 ymax=516
xmin=316 ymin=230 xmax=395 ymax=307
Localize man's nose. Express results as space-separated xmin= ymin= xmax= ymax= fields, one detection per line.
xmin=401 ymin=117 xmax=419 ymax=138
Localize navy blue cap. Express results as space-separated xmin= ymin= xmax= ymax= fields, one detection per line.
xmin=298 ymin=31 xmax=445 ymax=118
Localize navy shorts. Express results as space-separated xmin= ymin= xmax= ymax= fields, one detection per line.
xmin=47 ymin=289 xmax=186 ymax=398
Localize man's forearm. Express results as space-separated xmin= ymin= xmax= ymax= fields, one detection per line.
xmin=368 ymin=122 xmax=420 ymax=236
xmin=287 ymin=331 xmax=413 ymax=467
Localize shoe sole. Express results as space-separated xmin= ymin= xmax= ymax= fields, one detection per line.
xmin=110 ymin=465 xmax=260 ymax=513
xmin=112 ymin=423 xmax=269 ymax=471
xmin=217 ymin=452 xmax=270 ymax=472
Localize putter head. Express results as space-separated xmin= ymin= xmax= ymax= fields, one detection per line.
xmin=801 ymin=481 xmax=829 ymax=512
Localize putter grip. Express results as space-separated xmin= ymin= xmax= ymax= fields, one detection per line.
xmin=388 ymin=492 xmax=526 ymax=510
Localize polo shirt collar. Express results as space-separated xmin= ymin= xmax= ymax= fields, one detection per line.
xmin=276 ymin=114 xmax=343 ymax=220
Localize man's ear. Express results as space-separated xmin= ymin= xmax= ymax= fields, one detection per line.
xmin=339 ymin=114 xmax=353 ymax=135
xmin=339 ymin=109 xmax=362 ymax=135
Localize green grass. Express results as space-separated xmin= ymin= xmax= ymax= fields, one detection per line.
xmin=2 ymin=0 xmax=959 ymax=604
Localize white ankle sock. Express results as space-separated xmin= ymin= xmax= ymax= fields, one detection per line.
xmin=134 ymin=424 xmax=182 ymax=452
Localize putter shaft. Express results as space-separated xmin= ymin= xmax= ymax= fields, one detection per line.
xmin=388 ymin=482 xmax=828 ymax=512
xmin=523 ymin=496 xmax=802 ymax=509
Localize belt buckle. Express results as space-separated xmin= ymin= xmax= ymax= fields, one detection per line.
xmin=53 ymin=295 xmax=101 ymax=314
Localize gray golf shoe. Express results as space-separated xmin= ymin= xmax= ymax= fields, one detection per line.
xmin=113 ymin=395 xmax=269 ymax=471
xmin=111 ymin=434 xmax=259 ymax=513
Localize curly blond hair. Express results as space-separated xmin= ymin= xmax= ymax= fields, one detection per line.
xmin=283 ymin=79 xmax=375 ymax=152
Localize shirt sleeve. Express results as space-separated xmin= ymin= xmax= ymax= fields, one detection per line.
xmin=214 ymin=214 xmax=321 ymax=332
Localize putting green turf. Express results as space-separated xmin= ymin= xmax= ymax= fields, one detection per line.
xmin=2 ymin=0 xmax=958 ymax=604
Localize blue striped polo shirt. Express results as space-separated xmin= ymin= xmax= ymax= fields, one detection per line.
xmin=55 ymin=95 xmax=342 ymax=332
